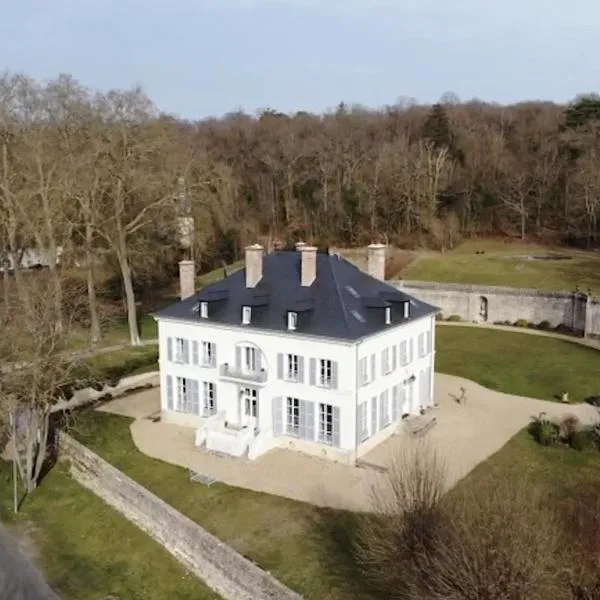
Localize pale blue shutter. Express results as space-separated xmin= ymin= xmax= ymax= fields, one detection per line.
xmin=392 ymin=385 xmax=399 ymax=421
xmin=309 ymin=358 xmax=316 ymax=385
xmin=298 ymin=356 xmax=305 ymax=383
xmin=331 ymin=361 xmax=338 ymax=389
xmin=306 ymin=401 xmax=315 ymax=441
xmin=392 ymin=345 xmax=397 ymax=371
xmin=235 ymin=346 xmax=241 ymax=370
xmin=370 ymin=354 xmax=376 ymax=381
xmin=273 ymin=396 xmax=283 ymax=436
xmin=426 ymin=330 xmax=432 ymax=353
xmin=381 ymin=350 xmax=386 ymax=376
xmin=212 ymin=384 xmax=217 ymax=413
xmin=256 ymin=350 xmax=262 ymax=372
xmin=400 ymin=385 xmax=407 ymax=415
xmin=190 ymin=380 xmax=199 ymax=414
xmin=332 ymin=406 xmax=340 ymax=447
xmin=379 ymin=393 xmax=385 ymax=427
xmin=371 ymin=396 xmax=377 ymax=434
xmin=167 ymin=337 xmax=173 ymax=362
xmin=298 ymin=400 xmax=307 ymax=439
xmin=237 ymin=395 xmax=242 ymax=424
xmin=192 ymin=341 xmax=199 ymax=365
xmin=409 ymin=339 xmax=414 ymax=363
xmin=183 ymin=340 xmax=190 ymax=364
xmin=211 ymin=343 xmax=217 ymax=367
xmin=255 ymin=394 xmax=259 ymax=427
xmin=356 ymin=402 xmax=364 ymax=444
xmin=166 ymin=375 xmax=173 ymax=410
xmin=277 ymin=353 xmax=284 ymax=379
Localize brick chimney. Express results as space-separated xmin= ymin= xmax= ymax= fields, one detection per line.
xmin=179 ymin=260 xmax=196 ymax=300
xmin=367 ymin=243 xmax=386 ymax=281
xmin=245 ymin=244 xmax=264 ymax=288
xmin=300 ymin=245 xmax=317 ymax=287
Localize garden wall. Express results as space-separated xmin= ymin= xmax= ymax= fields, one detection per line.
xmin=59 ymin=433 xmax=302 ymax=600
xmin=392 ymin=280 xmax=597 ymax=337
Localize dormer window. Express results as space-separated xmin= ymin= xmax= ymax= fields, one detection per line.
xmin=242 ymin=306 xmax=251 ymax=325
xmin=403 ymin=302 xmax=409 ymax=319
xmin=200 ymin=302 xmax=208 ymax=319
xmin=385 ymin=306 xmax=391 ymax=325
xmin=288 ymin=311 xmax=298 ymax=331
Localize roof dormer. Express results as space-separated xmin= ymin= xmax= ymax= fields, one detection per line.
xmin=242 ymin=305 xmax=251 ymax=325
xmin=385 ymin=306 xmax=391 ymax=325
xmin=200 ymin=301 xmax=208 ymax=319
xmin=287 ymin=311 xmax=298 ymax=331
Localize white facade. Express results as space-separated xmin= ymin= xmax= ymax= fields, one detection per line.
xmin=156 ymin=311 xmax=435 ymax=464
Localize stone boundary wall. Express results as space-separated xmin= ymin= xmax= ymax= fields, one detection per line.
xmin=392 ymin=279 xmax=600 ymax=338
xmin=59 ymin=433 xmax=302 ymax=600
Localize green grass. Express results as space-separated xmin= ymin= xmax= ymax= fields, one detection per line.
xmin=436 ymin=325 xmax=600 ymax=402
xmin=457 ymin=427 xmax=600 ymax=503
xmin=196 ymin=260 xmax=244 ymax=287
xmin=70 ymin=411 xmax=379 ymax=600
xmin=80 ymin=345 xmax=159 ymax=382
xmin=0 ymin=461 xmax=221 ymax=600
xmin=401 ymin=239 xmax=600 ymax=292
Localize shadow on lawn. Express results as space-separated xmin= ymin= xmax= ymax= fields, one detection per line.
xmin=306 ymin=507 xmax=385 ymax=600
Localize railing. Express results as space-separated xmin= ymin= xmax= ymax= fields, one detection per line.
xmin=219 ymin=363 xmax=268 ymax=384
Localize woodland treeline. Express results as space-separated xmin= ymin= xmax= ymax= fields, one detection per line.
xmin=1 ymin=72 xmax=600 ymax=346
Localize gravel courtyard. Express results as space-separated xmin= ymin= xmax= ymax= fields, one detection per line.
xmin=98 ymin=375 xmax=599 ymax=512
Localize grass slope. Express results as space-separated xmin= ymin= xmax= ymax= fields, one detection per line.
xmin=70 ymin=411 xmax=379 ymax=600
xmin=0 ymin=462 xmax=220 ymax=600
xmin=436 ymin=325 xmax=600 ymax=402
xmin=402 ymin=239 xmax=600 ymax=291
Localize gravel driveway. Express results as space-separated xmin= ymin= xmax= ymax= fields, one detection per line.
xmin=99 ymin=375 xmax=599 ymax=512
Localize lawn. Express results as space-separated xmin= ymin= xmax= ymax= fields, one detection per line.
xmin=435 ymin=325 xmax=600 ymax=402
xmin=401 ymin=239 xmax=600 ymax=292
xmin=0 ymin=461 xmax=220 ymax=600
xmin=70 ymin=411 xmax=380 ymax=600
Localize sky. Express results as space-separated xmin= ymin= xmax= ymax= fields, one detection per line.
xmin=2 ymin=0 xmax=598 ymax=119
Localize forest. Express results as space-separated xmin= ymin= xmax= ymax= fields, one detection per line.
xmin=1 ymin=72 xmax=600 ymax=347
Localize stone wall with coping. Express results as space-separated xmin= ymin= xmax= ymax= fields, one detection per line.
xmin=59 ymin=433 xmax=302 ymax=600
xmin=392 ymin=280 xmax=597 ymax=337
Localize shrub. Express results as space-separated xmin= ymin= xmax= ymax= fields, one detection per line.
xmin=435 ymin=312 xmax=445 ymax=321
xmin=514 ymin=318 xmax=529 ymax=328
xmin=446 ymin=314 xmax=462 ymax=322
xmin=537 ymin=320 xmax=552 ymax=331
xmin=560 ymin=414 xmax=581 ymax=444
xmin=570 ymin=428 xmax=598 ymax=451
xmin=529 ymin=413 xmax=559 ymax=446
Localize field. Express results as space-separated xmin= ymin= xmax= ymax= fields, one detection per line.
xmin=435 ymin=326 xmax=600 ymax=402
xmin=0 ymin=462 xmax=219 ymax=600
xmin=400 ymin=239 xmax=600 ymax=291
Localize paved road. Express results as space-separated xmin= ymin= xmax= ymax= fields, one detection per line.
xmin=0 ymin=523 xmax=60 ymax=600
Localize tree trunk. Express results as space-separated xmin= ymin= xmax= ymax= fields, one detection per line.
xmin=2 ymin=251 xmax=9 ymax=323
xmin=117 ymin=251 xmax=140 ymax=346
xmin=85 ymin=225 xmax=101 ymax=345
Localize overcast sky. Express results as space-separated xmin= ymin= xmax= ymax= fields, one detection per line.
xmin=3 ymin=0 xmax=597 ymax=119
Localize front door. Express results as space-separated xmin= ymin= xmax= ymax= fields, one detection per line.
xmin=241 ymin=387 xmax=258 ymax=428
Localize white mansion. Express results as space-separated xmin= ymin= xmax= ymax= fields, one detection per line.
xmin=154 ymin=243 xmax=437 ymax=464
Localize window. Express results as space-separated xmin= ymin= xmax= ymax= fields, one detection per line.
xmin=418 ymin=332 xmax=426 ymax=357
xmin=174 ymin=338 xmax=187 ymax=363
xmin=200 ymin=302 xmax=208 ymax=318
xmin=286 ymin=354 xmax=299 ymax=381
xmin=286 ymin=397 xmax=300 ymax=435
xmin=243 ymin=346 xmax=257 ymax=372
xmin=400 ymin=340 xmax=408 ymax=366
xmin=203 ymin=381 xmax=216 ymax=415
xmin=318 ymin=403 xmax=334 ymax=444
xmin=175 ymin=376 xmax=199 ymax=414
xmin=287 ymin=311 xmax=298 ymax=331
xmin=359 ymin=357 xmax=369 ymax=386
xmin=318 ymin=359 xmax=332 ymax=387
xmin=242 ymin=387 xmax=258 ymax=417
xmin=382 ymin=348 xmax=391 ymax=375
xmin=385 ymin=306 xmax=391 ymax=325
xmin=359 ymin=401 xmax=369 ymax=441
xmin=242 ymin=306 xmax=251 ymax=325
xmin=201 ymin=341 xmax=215 ymax=367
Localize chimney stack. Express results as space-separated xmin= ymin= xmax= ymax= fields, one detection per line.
xmin=367 ymin=243 xmax=386 ymax=281
xmin=295 ymin=241 xmax=307 ymax=251
xmin=179 ymin=260 xmax=196 ymax=300
xmin=245 ymin=244 xmax=264 ymax=288
xmin=300 ymin=245 xmax=317 ymax=287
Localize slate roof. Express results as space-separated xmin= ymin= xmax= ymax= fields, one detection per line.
xmin=155 ymin=250 xmax=438 ymax=341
